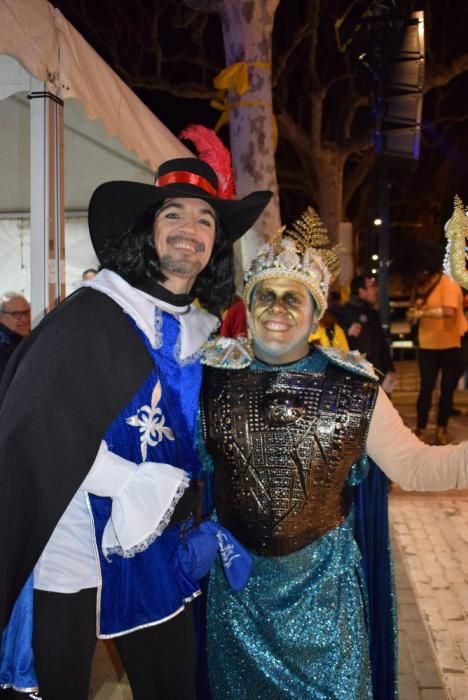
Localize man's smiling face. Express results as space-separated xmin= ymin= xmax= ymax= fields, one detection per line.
xmin=248 ymin=277 xmax=317 ymax=364
xmin=153 ymin=197 xmax=217 ymax=294
xmin=0 ymin=296 xmax=31 ymax=337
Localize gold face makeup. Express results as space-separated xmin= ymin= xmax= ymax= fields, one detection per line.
xmin=249 ymin=277 xmax=316 ymax=364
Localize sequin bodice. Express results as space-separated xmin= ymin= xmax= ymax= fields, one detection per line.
xmin=202 ymin=362 xmax=377 ymax=556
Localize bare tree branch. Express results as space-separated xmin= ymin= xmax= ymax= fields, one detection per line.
xmin=324 ymin=72 xmax=354 ymax=93
xmin=341 ymin=95 xmax=371 ymax=141
xmin=424 ymin=53 xmax=468 ymax=93
xmin=343 ymin=150 xmax=375 ymax=210
xmin=333 ymin=133 xmax=373 ymax=159
xmin=126 ymin=77 xmax=217 ymax=99
xmin=309 ymin=88 xmax=325 ymax=153
xmin=307 ymin=0 xmax=321 ymax=86
xmin=276 ymin=111 xmax=315 ymax=182
xmin=431 ymin=113 xmax=468 ymax=125
xmin=183 ymin=0 xmax=219 ymax=12
xmin=276 ymin=112 xmax=313 ymax=153
xmin=273 ymin=13 xmax=316 ymax=88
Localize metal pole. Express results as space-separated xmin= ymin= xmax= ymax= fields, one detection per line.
xmin=377 ymin=158 xmax=390 ymax=333
xmin=29 ymin=78 xmax=65 ymax=328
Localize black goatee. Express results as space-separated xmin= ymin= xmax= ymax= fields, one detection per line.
xmin=159 ymin=255 xmax=203 ymax=277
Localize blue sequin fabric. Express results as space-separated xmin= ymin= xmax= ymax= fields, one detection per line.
xmin=208 ymin=516 xmax=371 ymax=699
xmin=206 ymin=352 xmax=375 ymax=699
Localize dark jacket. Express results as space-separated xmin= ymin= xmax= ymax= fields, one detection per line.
xmin=334 ymin=297 xmax=395 ymax=376
xmin=0 ymin=324 xmax=24 ymax=381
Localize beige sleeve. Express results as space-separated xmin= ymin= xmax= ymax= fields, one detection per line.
xmin=366 ymin=388 xmax=468 ymax=490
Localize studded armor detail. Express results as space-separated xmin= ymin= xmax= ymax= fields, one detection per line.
xmin=202 ymin=363 xmax=378 ymax=556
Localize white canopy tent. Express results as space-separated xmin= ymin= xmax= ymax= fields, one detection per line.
xmin=0 ymin=0 xmax=191 ymax=323
xmin=0 ymin=89 xmax=158 ymax=296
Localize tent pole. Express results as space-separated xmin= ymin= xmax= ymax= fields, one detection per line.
xmin=29 ymin=78 xmax=65 ymax=327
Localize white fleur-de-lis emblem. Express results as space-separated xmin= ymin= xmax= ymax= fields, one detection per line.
xmin=126 ymin=379 xmax=175 ymax=460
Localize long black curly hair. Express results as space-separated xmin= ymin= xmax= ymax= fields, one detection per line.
xmin=98 ymin=203 xmax=235 ymax=317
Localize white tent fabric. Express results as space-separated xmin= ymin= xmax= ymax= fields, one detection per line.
xmin=1 ymin=92 xmax=162 ymax=214
xmin=0 ymin=219 xmax=31 ymax=296
xmin=0 ymin=218 xmax=94 ymax=296
xmin=0 ymin=0 xmax=195 ymax=300
xmin=0 ymin=0 xmax=191 ymax=170
xmin=0 ymin=90 xmax=161 ymax=296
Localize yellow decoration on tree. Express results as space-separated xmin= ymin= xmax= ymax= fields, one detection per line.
xmin=211 ymin=61 xmax=278 ymax=149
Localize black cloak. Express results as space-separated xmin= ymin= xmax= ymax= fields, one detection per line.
xmin=0 ymin=288 xmax=153 ymax=632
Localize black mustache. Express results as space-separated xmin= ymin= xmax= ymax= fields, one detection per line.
xmin=167 ymin=235 xmax=205 ymax=252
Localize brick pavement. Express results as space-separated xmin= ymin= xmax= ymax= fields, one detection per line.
xmin=390 ymin=360 xmax=468 ymax=700
xmin=390 ymin=496 xmax=468 ymax=700
xmin=392 ymin=533 xmax=447 ymax=700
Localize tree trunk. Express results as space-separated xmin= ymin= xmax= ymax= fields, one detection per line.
xmin=317 ymin=147 xmax=344 ymax=244
xmin=316 ymin=148 xmax=354 ymax=284
xmin=217 ymin=0 xmax=281 ymax=274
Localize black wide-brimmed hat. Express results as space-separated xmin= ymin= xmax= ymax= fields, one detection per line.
xmin=88 ymin=157 xmax=272 ymax=260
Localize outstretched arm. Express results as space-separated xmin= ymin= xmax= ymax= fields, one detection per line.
xmin=366 ymin=388 xmax=468 ymax=491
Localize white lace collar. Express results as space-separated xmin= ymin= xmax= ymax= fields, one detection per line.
xmin=81 ymin=269 xmax=219 ymax=358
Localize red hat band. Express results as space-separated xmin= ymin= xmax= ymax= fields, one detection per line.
xmin=155 ymin=171 xmax=219 ymax=198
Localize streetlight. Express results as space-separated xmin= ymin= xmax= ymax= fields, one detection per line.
xmin=373 ymin=218 xmax=382 ymax=226
xmin=371 ymin=253 xmax=379 ymax=261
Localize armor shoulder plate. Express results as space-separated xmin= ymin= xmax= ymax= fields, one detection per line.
xmin=315 ymin=345 xmax=379 ymax=381
xmin=201 ymin=335 xmax=253 ymax=369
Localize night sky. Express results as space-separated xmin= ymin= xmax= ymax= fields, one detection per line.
xmin=53 ymin=0 xmax=468 ymax=274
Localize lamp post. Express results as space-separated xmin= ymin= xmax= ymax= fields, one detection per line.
xmin=377 ymin=163 xmax=391 ymax=333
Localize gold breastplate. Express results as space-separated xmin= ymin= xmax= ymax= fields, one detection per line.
xmin=202 ymin=363 xmax=377 ymax=556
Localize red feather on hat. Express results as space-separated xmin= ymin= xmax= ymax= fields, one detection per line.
xmin=179 ymin=124 xmax=236 ymax=200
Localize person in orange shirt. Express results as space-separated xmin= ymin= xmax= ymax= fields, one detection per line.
xmin=408 ymin=242 xmax=466 ymax=444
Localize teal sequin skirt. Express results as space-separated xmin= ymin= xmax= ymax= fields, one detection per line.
xmin=207 ymin=517 xmax=372 ymax=699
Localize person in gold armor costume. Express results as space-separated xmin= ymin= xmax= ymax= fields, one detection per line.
xmin=199 ymin=207 xmax=468 ymax=700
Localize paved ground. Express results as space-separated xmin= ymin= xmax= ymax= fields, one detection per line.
xmin=88 ymin=360 xmax=468 ymax=699
xmin=390 ymin=493 xmax=468 ymax=700
xmin=389 ymin=361 xmax=468 ymax=700
xmin=392 ymin=533 xmax=448 ymax=700
xmin=90 ymin=643 xmax=129 ymax=700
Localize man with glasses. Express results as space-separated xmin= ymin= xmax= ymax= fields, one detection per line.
xmin=0 ymin=292 xmax=31 ymax=381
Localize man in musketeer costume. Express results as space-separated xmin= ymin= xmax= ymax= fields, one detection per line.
xmin=0 ymin=156 xmax=271 ymax=700
xmin=199 ymin=208 xmax=468 ymax=699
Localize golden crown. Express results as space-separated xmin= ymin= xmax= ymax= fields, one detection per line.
xmin=243 ymin=207 xmax=340 ymax=319
xmin=443 ymin=195 xmax=468 ymax=289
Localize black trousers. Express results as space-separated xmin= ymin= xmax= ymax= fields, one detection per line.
xmin=31 ymin=588 xmax=197 ymax=700
xmin=416 ymin=347 xmax=462 ymax=428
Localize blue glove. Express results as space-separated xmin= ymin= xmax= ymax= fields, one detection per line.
xmin=176 ymin=520 xmax=252 ymax=591
xmin=215 ymin=524 xmax=253 ymax=592
xmin=176 ymin=521 xmax=219 ymax=581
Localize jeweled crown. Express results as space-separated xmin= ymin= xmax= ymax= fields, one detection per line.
xmin=243 ymin=207 xmax=340 ymax=319
xmin=443 ymin=195 xmax=468 ymax=289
